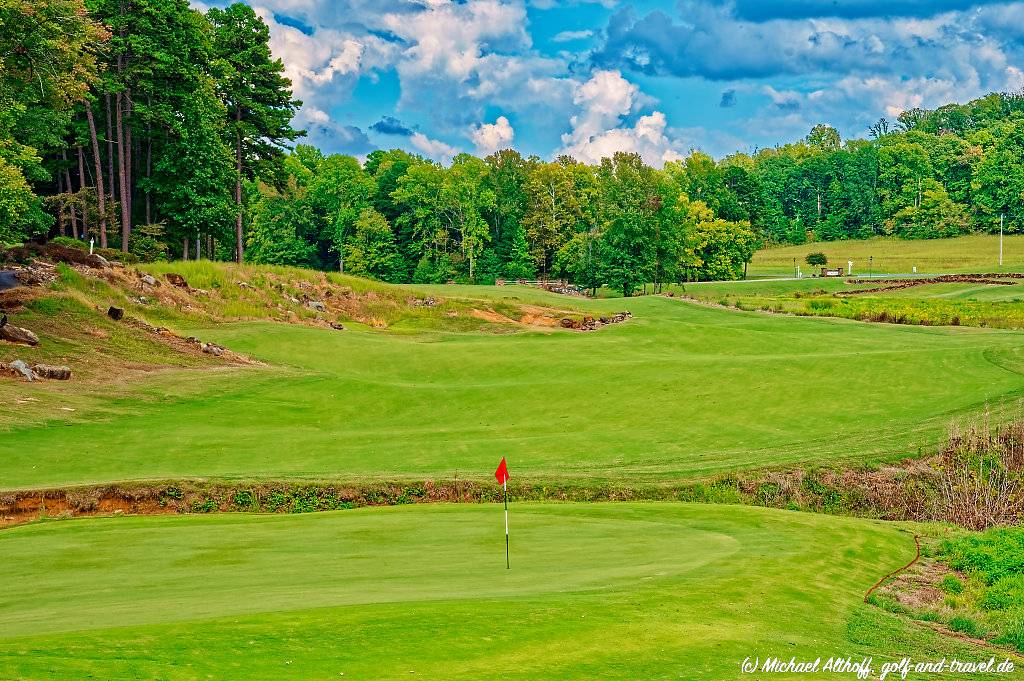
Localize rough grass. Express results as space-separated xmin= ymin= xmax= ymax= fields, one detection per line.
xmin=750 ymin=234 xmax=1024 ymax=277
xmin=0 ymin=503 xmax=1005 ymax=679
xmin=670 ymin=275 xmax=1024 ymax=329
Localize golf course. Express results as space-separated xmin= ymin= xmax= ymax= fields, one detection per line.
xmin=3 ymin=237 xmax=1024 ymax=679
xmin=0 ymin=506 xmax=993 ymax=680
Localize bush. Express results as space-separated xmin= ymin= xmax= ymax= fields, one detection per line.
xmin=948 ymin=615 xmax=985 ymax=638
xmin=48 ymin=236 xmax=88 ymax=250
xmin=130 ymin=224 xmax=169 ymax=263
xmin=940 ymin=574 xmax=964 ymax=595
xmin=981 ymin=574 xmax=1024 ymax=611
xmin=805 ymin=252 xmax=828 ymax=267
xmin=995 ymin=619 xmax=1024 ymax=652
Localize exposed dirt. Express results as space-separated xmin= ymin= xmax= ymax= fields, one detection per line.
xmin=0 ymin=453 xmax=965 ymax=530
xmin=839 ymin=273 xmax=1024 ymax=296
xmin=471 ymin=308 xmax=519 ymax=325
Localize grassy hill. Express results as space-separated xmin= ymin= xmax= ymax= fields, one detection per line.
xmin=4 ymin=268 xmax=1024 ymax=489
xmin=750 ymin=234 xmax=1024 ymax=277
xmin=0 ymin=504 xmax=995 ymax=680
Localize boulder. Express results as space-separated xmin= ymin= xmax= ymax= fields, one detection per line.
xmin=32 ymin=364 xmax=71 ymax=380
xmin=0 ymin=322 xmax=39 ymax=346
xmin=107 ymin=306 xmax=124 ymax=321
xmin=164 ymin=273 xmax=189 ymax=288
xmin=7 ymin=359 xmax=35 ymax=381
xmin=140 ymin=273 xmax=158 ymax=286
xmin=330 ymin=322 xmax=345 ymax=330
xmin=201 ymin=342 xmax=225 ymax=357
xmin=307 ymin=300 xmax=326 ymax=313
xmin=84 ymin=253 xmax=110 ymax=269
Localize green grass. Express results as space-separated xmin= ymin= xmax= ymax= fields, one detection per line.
xmin=4 ymin=295 xmax=1024 ymax=489
xmin=671 ymin=275 xmax=1024 ymax=329
xmin=751 ymin=234 xmax=1024 ymax=277
xmin=0 ymin=503 xmax=1004 ymax=679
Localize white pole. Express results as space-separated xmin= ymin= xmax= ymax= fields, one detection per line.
xmin=503 ymin=478 xmax=509 ymax=569
xmin=1000 ymin=213 xmax=1004 ymax=267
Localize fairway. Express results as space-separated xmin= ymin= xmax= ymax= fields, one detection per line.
xmin=0 ymin=503 xmax=999 ymax=680
xmin=5 ymin=295 xmax=1024 ymax=489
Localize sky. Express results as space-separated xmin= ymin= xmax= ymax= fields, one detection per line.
xmin=193 ymin=0 xmax=1024 ymax=165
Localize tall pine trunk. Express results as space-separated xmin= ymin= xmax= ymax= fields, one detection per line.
xmin=85 ymin=101 xmax=108 ymax=248
xmin=235 ymin=111 xmax=244 ymax=263
xmin=61 ymin=149 xmax=78 ymax=239
xmin=56 ymin=171 xmax=67 ymax=236
xmin=116 ymin=89 xmax=130 ymax=252
xmin=77 ymin=145 xmax=89 ymax=235
xmin=105 ymin=94 xmax=115 ymax=208
xmin=145 ymin=99 xmax=152 ymax=225
xmin=125 ymin=94 xmax=133 ymax=230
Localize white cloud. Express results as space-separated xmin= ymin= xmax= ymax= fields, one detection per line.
xmin=558 ymin=70 xmax=686 ymax=166
xmin=410 ymin=132 xmax=460 ymax=161
xmin=470 ymin=116 xmax=515 ymax=155
xmin=552 ymin=29 xmax=594 ymax=42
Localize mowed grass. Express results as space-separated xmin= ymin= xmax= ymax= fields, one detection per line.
xmin=0 ymin=503 xmax=1003 ymax=680
xmin=750 ymin=234 xmax=1024 ymax=277
xmin=4 ymin=294 xmax=1024 ymax=489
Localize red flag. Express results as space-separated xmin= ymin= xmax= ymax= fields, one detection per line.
xmin=495 ymin=457 xmax=509 ymax=485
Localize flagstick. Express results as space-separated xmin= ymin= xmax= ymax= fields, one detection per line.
xmin=503 ymin=479 xmax=510 ymax=570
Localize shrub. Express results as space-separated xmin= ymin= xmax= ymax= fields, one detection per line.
xmin=130 ymin=224 xmax=169 ymax=263
xmin=948 ymin=615 xmax=985 ymax=638
xmin=995 ymin=619 xmax=1024 ymax=652
xmin=49 ymin=236 xmax=88 ymax=250
xmin=940 ymin=574 xmax=964 ymax=595
xmin=981 ymin=574 xmax=1024 ymax=611
xmin=805 ymin=252 xmax=827 ymax=267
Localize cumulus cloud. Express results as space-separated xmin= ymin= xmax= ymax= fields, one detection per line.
xmin=730 ymin=0 xmax=984 ymax=21
xmin=470 ymin=116 xmax=515 ymax=154
xmin=410 ymin=132 xmax=460 ymax=161
xmin=557 ymin=70 xmax=685 ymax=166
xmin=592 ymin=2 xmax=1024 ymax=89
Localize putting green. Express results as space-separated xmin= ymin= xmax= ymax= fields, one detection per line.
xmin=5 ymin=296 xmax=1024 ymax=489
xmin=0 ymin=503 xmax=1001 ymax=679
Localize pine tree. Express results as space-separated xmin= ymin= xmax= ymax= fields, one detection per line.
xmin=208 ymin=3 xmax=303 ymax=263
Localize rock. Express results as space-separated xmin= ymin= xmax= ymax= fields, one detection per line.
xmin=201 ymin=342 xmax=225 ymax=357
xmin=307 ymin=300 xmax=326 ymax=313
xmin=330 ymin=322 xmax=345 ymax=330
xmin=14 ymin=270 xmax=43 ymax=286
xmin=107 ymin=306 xmax=124 ymax=321
xmin=164 ymin=273 xmax=189 ymax=288
xmin=140 ymin=273 xmax=157 ymax=286
xmin=32 ymin=364 xmax=71 ymax=380
xmin=237 ymin=281 xmax=253 ymax=289
xmin=0 ymin=323 xmax=39 ymax=346
xmin=412 ymin=297 xmax=437 ymax=307
xmin=559 ymin=318 xmax=577 ymax=329
xmin=7 ymin=359 xmax=35 ymax=381
xmin=84 ymin=253 xmax=109 ymax=269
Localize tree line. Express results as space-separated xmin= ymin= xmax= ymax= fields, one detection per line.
xmin=4 ymin=1 xmax=1024 ymax=294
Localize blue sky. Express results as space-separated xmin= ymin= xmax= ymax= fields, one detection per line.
xmin=195 ymin=0 xmax=1024 ymax=164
